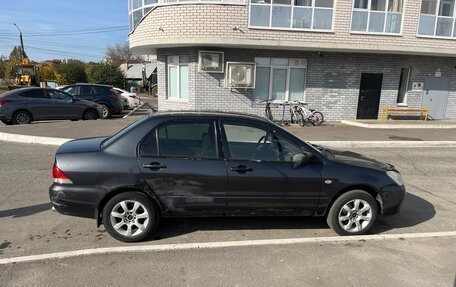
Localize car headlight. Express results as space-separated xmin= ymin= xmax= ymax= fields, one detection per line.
xmin=386 ymin=171 xmax=403 ymax=186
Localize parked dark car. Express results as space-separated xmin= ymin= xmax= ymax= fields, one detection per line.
xmin=58 ymin=84 xmax=123 ymax=119
xmin=50 ymin=112 xmax=405 ymax=242
xmin=0 ymin=87 xmax=102 ymax=125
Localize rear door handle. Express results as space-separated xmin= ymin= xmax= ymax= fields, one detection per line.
xmin=143 ymin=162 xmax=167 ymax=170
xmin=231 ymin=165 xmax=253 ymax=173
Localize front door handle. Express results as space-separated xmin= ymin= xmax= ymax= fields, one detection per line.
xmin=143 ymin=162 xmax=167 ymax=170
xmin=231 ymin=165 xmax=253 ymax=173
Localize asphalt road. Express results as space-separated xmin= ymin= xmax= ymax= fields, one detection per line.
xmin=0 ymin=142 xmax=455 ymax=286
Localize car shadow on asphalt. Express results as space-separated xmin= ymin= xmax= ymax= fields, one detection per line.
xmin=150 ymin=216 xmax=329 ymax=241
xmin=149 ymin=192 xmax=435 ymax=241
xmin=372 ymin=192 xmax=435 ymax=233
xmin=0 ymin=203 xmax=52 ymax=218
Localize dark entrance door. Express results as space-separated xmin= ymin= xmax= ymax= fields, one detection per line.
xmin=356 ymin=73 xmax=383 ymax=119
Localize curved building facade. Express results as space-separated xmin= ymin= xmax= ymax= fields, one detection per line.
xmin=129 ymin=0 xmax=456 ymax=120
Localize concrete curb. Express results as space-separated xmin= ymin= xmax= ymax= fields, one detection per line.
xmin=341 ymin=120 xmax=456 ymax=129
xmin=1 ymin=131 xmax=456 ymax=148
xmin=0 ymin=132 xmax=71 ymax=146
xmin=312 ymin=141 xmax=456 ymax=148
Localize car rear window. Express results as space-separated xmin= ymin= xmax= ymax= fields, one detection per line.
xmin=92 ymin=86 xmax=109 ymax=94
xmin=139 ymin=121 xmax=218 ymax=159
xmin=79 ymin=86 xmax=91 ymax=95
xmin=20 ymin=89 xmax=47 ymax=99
xmin=101 ymin=116 xmax=150 ymax=148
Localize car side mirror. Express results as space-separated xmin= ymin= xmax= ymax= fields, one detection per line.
xmin=72 ymin=97 xmax=79 ymax=102
xmin=292 ymin=152 xmax=312 ymax=168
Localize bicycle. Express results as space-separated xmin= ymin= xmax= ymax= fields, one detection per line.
xmin=290 ymin=101 xmax=324 ymax=126
xmin=264 ymin=100 xmax=291 ymax=125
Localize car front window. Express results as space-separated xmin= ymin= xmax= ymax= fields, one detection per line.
xmin=223 ymin=123 xmax=302 ymax=162
xmin=63 ymin=86 xmax=78 ymax=95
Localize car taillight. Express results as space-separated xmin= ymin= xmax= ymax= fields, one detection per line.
xmin=52 ymin=164 xmax=73 ymax=184
xmin=129 ymin=95 xmax=137 ymax=99
xmin=108 ymin=92 xmax=120 ymax=100
xmin=0 ymin=100 xmax=11 ymax=106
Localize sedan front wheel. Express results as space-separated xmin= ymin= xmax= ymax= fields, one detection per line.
xmin=83 ymin=109 xmax=98 ymax=120
xmin=327 ymin=190 xmax=378 ymax=236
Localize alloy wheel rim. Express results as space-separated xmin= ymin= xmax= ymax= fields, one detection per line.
xmin=338 ymin=199 xmax=372 ymax=233
xmin=16 ymin=113 xmax=30 ymax=124
xmin=110 ymin=200 xmax=150 ymax=237
xmin=101 ymin=106 xmax=109 ymax=118
xmin=85 ymin=111 xmax=97 ymax=120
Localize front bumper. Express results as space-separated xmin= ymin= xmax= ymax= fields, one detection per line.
xmin=49 ymin=183 xmax=105 ymax=220
xmin=380 ymin=184 xmax=406 ymax=215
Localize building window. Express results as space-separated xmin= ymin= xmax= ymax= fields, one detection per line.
xmin=418 ymin=0 xmax=456 ymax=38
xmin=351 ymin=0 xmax=404 ymax=34
xmin=249 ymin=0 xmax=334 ymax=31
xmin=397 ymin=67 xmax=410 ymax=104
xmin=167 ymin=56 xmax=189 ymax=100
xmin=253 ymin=58 xmax=307 ymax=102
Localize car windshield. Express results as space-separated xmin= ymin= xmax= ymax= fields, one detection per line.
xmin=101 ymin=115 xmax=150 ymax=148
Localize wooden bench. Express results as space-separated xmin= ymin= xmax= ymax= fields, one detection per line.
xmin=380 ymin=106 xmax=429 ymax=121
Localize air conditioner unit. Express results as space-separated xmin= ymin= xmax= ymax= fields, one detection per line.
xmin=226 ymin=62 xmax=256 ymax=89
xmin=198 ymin=51 xmax=224 ymax=73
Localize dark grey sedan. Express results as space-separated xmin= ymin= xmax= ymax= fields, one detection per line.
xmin=50 ymin=112 xmax=405 ymax=242
xmin=0 ymin=87 xmax=103 ymax=125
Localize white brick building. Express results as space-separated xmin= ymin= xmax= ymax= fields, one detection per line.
xmin=128 ymin=0 xmax=456 ymax=120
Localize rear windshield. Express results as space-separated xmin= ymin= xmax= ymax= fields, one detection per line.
xmin=101 ymin=115 xmax=150 ymax=148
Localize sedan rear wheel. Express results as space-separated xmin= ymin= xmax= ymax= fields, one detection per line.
xmin=103 ymin=192 xmax=158 ymax=242
xmin=99 ymin=104 xmax=111 ymax=119
xmin=83 ymin=109 xmax=98 ymax=120
xmin=12 ymin=111 xmax=32 ymax=125
xmin=327 ymin=190 xmax=378 ymax=236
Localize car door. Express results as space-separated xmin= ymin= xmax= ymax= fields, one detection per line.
xmin=221 ymin=120 xmax=322 ymax=216
xmin=20 ymin=89 xmax=55 ymax=120
xmin=47 ymin=90 xmax=81 ymax=119
xmin=137 ymin=119 xmax=227 ymax=216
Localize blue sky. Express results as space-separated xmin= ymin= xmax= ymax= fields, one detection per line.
xmin=0 ymin=0 xmax=128 ymax=62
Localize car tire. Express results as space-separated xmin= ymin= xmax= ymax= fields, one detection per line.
xmin=12 ymin=110 xmax=32 ymax=125
xmin=327 ymin=190 xmax=378 ymax=236
xmin=1 ymin=119 xmax=13 ymax=125
xmin=103 ymin=192 xmax=158 ymax=242
xmin=82 ymin=109 xmax=98 ymax=121
xmin=99 ymin=104 xmax=111 ymax=119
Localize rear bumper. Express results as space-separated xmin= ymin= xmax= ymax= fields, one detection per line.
xmin=49 ymin=183 xmax=105 ymax=220
xmin=380 ymin=185 xmax=406 ymax=215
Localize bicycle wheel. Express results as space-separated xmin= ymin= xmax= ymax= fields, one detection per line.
xmin=311 ymin=112 xmax=324 ymax=126
xmin=298 ymin=112 xmax=306 ymax=127
xmin=290 ymin=109 xmax=297 ymax=124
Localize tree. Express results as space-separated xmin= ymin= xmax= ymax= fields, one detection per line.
xmin=105 ymin=43 xmax=142 ymax=66
xmin=0 ymin=57 xmax=6 ymax=78
xmin=9 ymin=46 xmax=22 ymax=63
xmin=86 ymin=63 xmax=124 ymax=88
xmin=37 ymin=64 xmax=57 ymax=81
xmin=55 ymin=60 xmax=87 ymax=84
